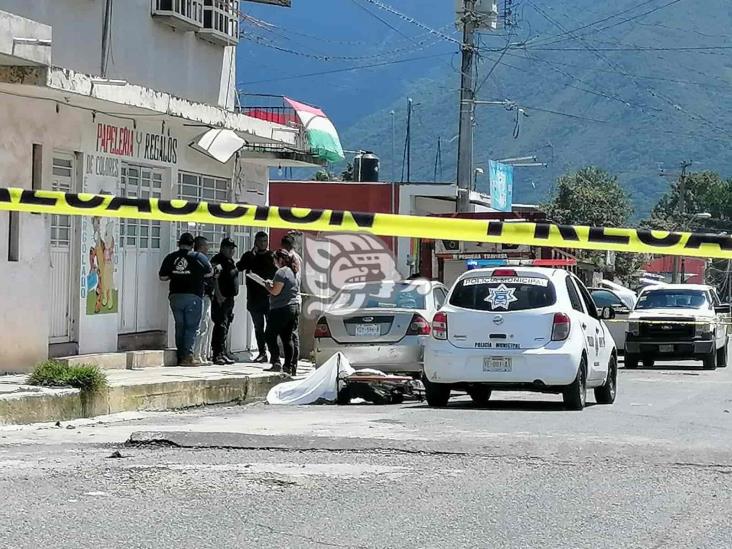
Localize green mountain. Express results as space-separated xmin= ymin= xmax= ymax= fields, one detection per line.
xmin=339 ymin=1 xmax=732 ymax=219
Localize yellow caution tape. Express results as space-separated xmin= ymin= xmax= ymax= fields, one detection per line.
xmin=0 ymin=186 xmax=730 ymax=259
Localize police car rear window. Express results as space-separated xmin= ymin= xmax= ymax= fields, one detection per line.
xmin=449 ymin=276 xmax=557 ymax=311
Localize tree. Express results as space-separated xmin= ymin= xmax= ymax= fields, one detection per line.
xmin=542 ymin=167 xmax=639 ymax=281
xmin=645 ymin=172 xmax=732 ymax=294
xmin=542 ymin=166 xmax=632 ymax=227
xmin=645 ymin=171 xmax=732 ymax=233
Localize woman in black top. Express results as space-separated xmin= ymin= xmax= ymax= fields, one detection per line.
xmin=264 ymin=249 xmax=301 ymax=375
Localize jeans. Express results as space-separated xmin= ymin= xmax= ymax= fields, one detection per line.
xmin=169 ymin=294 xmax=203 ymax=360
xmin=212 ymin=297 xmax=236 ymax=358
xmin=193 ymin=296 xmax=213 ymax=361
xmin=248 ymin=300 xmax=269 ymax=355
xmin=291 ymin=304 xmax=301 ymax=366
xmin=266 ymin=304 xmax=298 ymax=367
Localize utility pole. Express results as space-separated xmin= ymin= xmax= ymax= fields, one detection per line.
xmin=672 ymin=160 xmax=693 ymax=283
xmin=100 ymin=0 xmax=113 ymax=77
xmin=456 ymin=0 xmax=478 ymax=213
xmin=434 ymin=136 xmax=443 ymax=182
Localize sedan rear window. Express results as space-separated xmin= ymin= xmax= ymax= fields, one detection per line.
xmin=449 ymin=276 xmax=556 ymax=311
xmin=333 ymin=282 xmax=426 ymax=310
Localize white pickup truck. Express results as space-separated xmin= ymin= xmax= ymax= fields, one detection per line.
xmin=624 ymin=284 xmax=730 ymax=370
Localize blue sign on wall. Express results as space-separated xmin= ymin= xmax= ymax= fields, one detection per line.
xmin=489 ymin=160 xmax=514 ymax=213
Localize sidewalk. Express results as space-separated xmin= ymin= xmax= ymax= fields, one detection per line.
xmin=0 ymin=361 xmax=309 ymax=425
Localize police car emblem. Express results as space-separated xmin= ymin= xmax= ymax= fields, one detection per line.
xmin=485 ymin=284 xmax=518 ymax=310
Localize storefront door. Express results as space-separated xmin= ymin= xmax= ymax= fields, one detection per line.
xmin=49 ymin=154 xmax=78 ymax=343
xmin=118 ymin=163 xmax=166 ymax=334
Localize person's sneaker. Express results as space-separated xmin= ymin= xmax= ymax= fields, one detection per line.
xmin=214 ymin=355 xmax=228 ymax=366
xmin=221 ymin=355 xmax=235 ymax=365
xmin=225 ymin=352 xmax=238 ymax=363
xmin=253 ymin=353 xmax=268 ymax=364
xmin=263 ymin=363 xmax=282 ymax=373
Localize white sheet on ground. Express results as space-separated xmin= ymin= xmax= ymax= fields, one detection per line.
xmin=266 ymin=352 xmax=355 ymax=405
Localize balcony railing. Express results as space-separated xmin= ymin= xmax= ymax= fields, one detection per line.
xmin=151 ymin=0 xmax=204 ymax=31
xmin=198 ymin=0 xmax=240 ymax=46
xmin=236 ymin=93 xmax=309 ymax=153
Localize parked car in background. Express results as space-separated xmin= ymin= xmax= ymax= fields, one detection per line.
xmin=597 ymin=280 xmax=637 ymax=310
xmin=314 ymin=279 xmax=448 ymax=374
xmin=625 ymin=284 xmax=730 ymax=370
xmin=423 ymin=267 xmax=618 ymax=410
xmin=590 ymin=287 xmax=632 ymax=351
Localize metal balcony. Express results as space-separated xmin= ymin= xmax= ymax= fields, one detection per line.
xmin=151 ymin=0 xmax=204 ymax=31
xmin=198 ymin=0 xmax=240 ymax=46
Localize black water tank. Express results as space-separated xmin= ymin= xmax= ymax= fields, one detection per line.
xmin=354 ymin=152 xmax=380 ymax=182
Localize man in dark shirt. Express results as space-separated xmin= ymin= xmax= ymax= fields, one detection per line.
xmin=236 ymin=231 xmax=277 ymax=363
xmin=159 ymin=232 xmax=213 ymax=366
xmin=210 ymin=237 xmax=240 ymax=365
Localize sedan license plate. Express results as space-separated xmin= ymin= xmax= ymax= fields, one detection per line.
xmin=659 ymin=344 xmax=674 ymax=353
xmin=355 ymin=324 xmax=380 ymax=337
xmin=483 ymin=357 xmax=512 ymax=372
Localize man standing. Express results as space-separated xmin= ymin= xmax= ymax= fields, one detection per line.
xmin=237 ymin=231 xmax=276 ymax=363
xmin=192 ymin=236 xmax=214 ymax=365
xmin=159 ymin=232 xmax=212 ymax=366
xmin=280 ymin=233 xmax=303 ymax=370
xmin=210 ymin=237 xmax=239 ymax=365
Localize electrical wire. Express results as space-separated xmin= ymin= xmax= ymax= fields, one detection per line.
xmin=527 ymin=0 xmax=685 ymax=48
xmin=243 ymin=29 xmax=450 ymax=62
xmin=237 ymin=51 xmax=457 ymax=86
xmin=361 ymin=0 xmax=465 ymax=47
xmin=526 ymin=1 xmax=732 ymax=139
xmin=348 ymin=0 xmax=414 ymax=42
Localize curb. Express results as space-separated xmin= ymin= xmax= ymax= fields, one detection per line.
xmin=0 ymin=373 xmax=283 ymax=425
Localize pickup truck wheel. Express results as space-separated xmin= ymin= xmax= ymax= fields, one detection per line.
xmin=624 ymin=354 xmax=639 ymax=369
xmin=424 ymin=377 xmax=451 ymax=407
xmin=642 ymin=358 xmax=655 ymax=368
xmin=563 ymin=356 xmax=587 ymax=411
xmin=717 ymin=340 xmax=728 ymax=368
xmin=594 ymin=355 xmax=617 ymax=405
xmin=467 ymin=386 xmax=492 ymax=406
xmin=703 ymin=349 xmax=717 ymax=370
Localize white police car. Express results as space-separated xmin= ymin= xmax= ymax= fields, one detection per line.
xmin=423 ymin=267 xmax=618 ymax=410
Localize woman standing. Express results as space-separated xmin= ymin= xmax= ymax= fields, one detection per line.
xmin=264 ymin=249 xmax=301 ymax=375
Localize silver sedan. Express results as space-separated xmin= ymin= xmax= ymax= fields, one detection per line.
xmin=314 ymin=280 xmax=449 ymax=374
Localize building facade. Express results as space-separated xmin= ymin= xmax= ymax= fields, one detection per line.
xmin=0 ymin=0 xmax=326 ymax=372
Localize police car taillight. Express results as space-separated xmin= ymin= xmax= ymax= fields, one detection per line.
xmin=432 ymin=312 xmax=448 ymax=340
xmin=551 ymin=313 xmax=571 ymax=341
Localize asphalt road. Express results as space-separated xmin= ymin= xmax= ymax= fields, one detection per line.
xmin=1 ymin=358 xmax=731 ymax=549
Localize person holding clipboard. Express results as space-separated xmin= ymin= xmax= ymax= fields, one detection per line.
xmin=261 ymin=249 xmax=301 ymax=375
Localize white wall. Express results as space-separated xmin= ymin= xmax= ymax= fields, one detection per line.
xmin=0 ymin=92 xmax=269 ymax=372
xmin=0 ymin=0 xmax=236 ymax=107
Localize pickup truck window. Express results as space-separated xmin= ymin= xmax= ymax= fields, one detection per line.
xmin=636 ymin=289 xmax=709 ymax=310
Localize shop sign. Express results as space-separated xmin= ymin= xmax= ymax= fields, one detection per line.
xmin=96 ymin=123 xmax=178 ymax=165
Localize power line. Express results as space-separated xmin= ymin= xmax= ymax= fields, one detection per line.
xmin=243 ymin=30 xmax=448 ymax=62
xmin=361 ymin=0 xmax=465 ymax=47
xmin=525 ymin=45 xmax=732 ymax=52
xmin=529 ymin=0 xmax=686 ymax=48
xmin=237 ymin=51 xmax=457 ymax=86
xmin=526 ymin=1 xmax=732 ymax=139
xmin=348 ymin=0 xmax=415 ymax=42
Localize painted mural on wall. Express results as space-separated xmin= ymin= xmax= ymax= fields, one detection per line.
xmin=81 ymin=154 xmax=120 ymax=315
